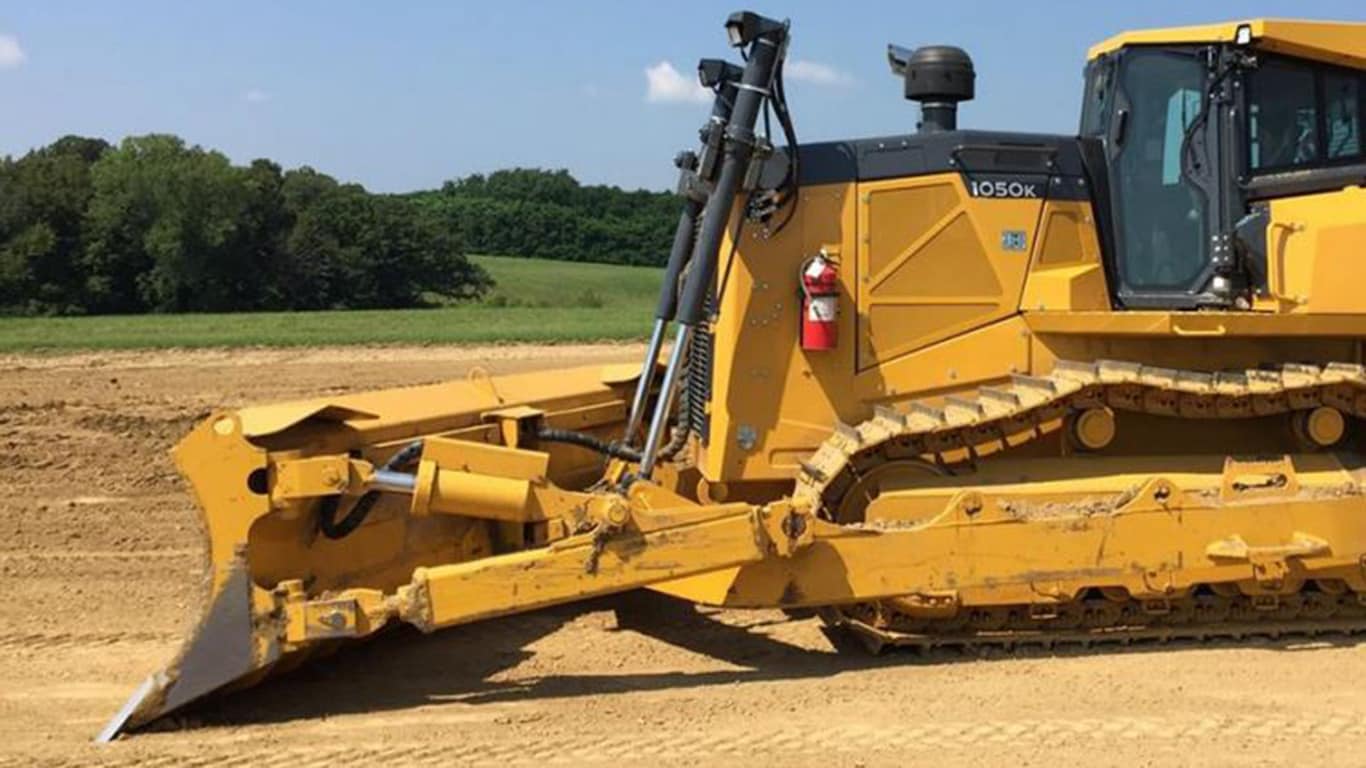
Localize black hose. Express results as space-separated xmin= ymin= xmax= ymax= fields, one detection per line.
xmin=317 ymin=491 xmax=378 ymax=540
xmin=767 ymin=59 xmax=800 ymax=234
xmin=657 ymin=412 xmax=691 ymax=460
xmin=536 ymin=427 xmax=642 ymax=462
xmin=317 ymin=439 xmax=423 ymax=540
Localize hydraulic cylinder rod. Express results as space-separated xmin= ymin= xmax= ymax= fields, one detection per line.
xmin=638 ymin=324 xmax=693 ymax=478
xmin=637 ymin=12 xmax=788 ymax=478
xmin=623 ymin=64 xmax=743 ymax=446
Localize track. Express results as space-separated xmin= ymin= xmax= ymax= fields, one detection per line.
xmin=4 ymin=344 xmax=1366 ymax=767
xmin=797 ymin=359 xmax=1366 ymax=653
xmin=827 ymin=592 xmax=1366 ymax=652
xmin=797 ymin=359 xmax=1366 ymax=512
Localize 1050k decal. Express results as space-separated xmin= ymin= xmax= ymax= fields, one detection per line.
xmin=968 ymin=179 xmax=1041 ymax=199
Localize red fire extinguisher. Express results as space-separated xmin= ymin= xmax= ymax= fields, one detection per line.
xmin=800 ymin=250 xmax=839 ymax=351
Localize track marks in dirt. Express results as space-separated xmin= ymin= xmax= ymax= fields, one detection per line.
xmin=0 ymin=547 xmax=199 ymax=562
xmin=1 ymin=497 xmax=201 ymax=554
xmin=0 ymin=631 xmax=179 ymax=652
xmin=0 ymin=547 xmax=200 ymax=584
xmin=21 ymin=712 xmax=1366 ymax=767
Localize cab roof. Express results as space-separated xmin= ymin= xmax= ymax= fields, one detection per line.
xmin=1088 ymin=19 xmax=1366 ymax=70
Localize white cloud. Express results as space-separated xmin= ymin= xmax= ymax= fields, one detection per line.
xmin=786 ymin=59 xmax=853 ymax=87
xmin=0 ymin=34 xmax=25 ymax=70
xmin=644 ymin=61 xmax=709 ymax=105
xmin=243 ymin=88 xmax=270 ymax=104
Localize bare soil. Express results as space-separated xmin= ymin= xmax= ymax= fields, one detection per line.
xmin=1 ymin=343 xmax=1364 ymax=767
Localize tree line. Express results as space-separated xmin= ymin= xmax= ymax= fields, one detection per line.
xmin=409 ymin=168 xmax=679 ymax=267
xmin=0 ymin=135 xmax=677 ymax=316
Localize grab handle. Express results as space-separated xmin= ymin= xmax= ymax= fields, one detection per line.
xmin=1171 ymin=323 xmax=1226 ymax=337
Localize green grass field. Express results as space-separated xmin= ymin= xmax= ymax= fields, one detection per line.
xmin=0 ymin=255 xmax=663 ymax=351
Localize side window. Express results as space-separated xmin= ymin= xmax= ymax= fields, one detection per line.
xmin=1324 ymin=72 xmax=1361 ymax=160
xmin=1080 ymin=57 xmax=1114 ymax=136
xmin=1247 ymin=60 xmax=1319 ymax=171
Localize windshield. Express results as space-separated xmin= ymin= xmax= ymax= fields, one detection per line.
xmin=1109 ymin=49 xmax=1209 ymax=294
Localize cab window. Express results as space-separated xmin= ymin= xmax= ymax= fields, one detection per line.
xmin=1246 ymin=56 xmax=1364 ymax=172
xmin=1247 ymin=59 xmax=1319 ymax=170
xmin=1112 ymin=49 xmax=1208 ymax=293
xmin=1325 ymin=72 xmax=1361 ymax=159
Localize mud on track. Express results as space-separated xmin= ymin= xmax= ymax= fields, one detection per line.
xmin=2 ymin=343 xmax=1364 ymax=767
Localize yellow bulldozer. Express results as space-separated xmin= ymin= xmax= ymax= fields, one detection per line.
xmin=100 ymin=12 xmax=1366 ymax=739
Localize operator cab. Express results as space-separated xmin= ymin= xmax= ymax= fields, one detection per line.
xmin=1081 ymin=21 xmax=1366 ymax=309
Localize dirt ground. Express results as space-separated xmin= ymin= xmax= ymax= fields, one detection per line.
xmin=2 ymin=343 xmax=1364 ymax=767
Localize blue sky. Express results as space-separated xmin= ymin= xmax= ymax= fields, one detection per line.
xmin=1 ymin=2 xmax=1361 ymax=192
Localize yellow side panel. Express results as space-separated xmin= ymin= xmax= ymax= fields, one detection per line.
xmin=703 ymin=176 xmax=1038 ymax=484
xmin=702 ymin=183 xmax=861 ymax=484
xmin=1265 ymin=186 xmax=1366 ymax=314
xmin=856 ymin=174 xmax=1038 ymax=371
xmin=1020 ymin=200 xmax=1111 ymax=312
xmin=864 ymin=182 xmax=960 ymax=277
xmin=851 ymin=315 xmax=1031 ymax=402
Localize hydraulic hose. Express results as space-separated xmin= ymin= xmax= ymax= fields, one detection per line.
xmin=542 ymin=326 xmax=698 ymax=466
xmin=535 ymin=427 xmax=641 ymax=462
xmin=317 ymin=488 xmax=378 ymax=540
xmin=317 ymin=439 xmax=423 ymax=540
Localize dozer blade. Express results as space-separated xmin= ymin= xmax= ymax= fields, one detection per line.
xmin=97 ymin=362 xmax=648 ymax=741
xmin=97 ymin=555 xmax=261 ymax=742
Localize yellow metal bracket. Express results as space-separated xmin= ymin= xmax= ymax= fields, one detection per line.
xmin=885 ymin=591 xmax=960 ymax=619
xmin=274 ymin=579 xmax=391 ymax=646
xmin=1220 ymin=455 xmax=1301 ymax=503
xmin=420 ymin=435 xmax=549 ymax=480
xmin=759 ymin=501 xmax=814 ymax=557
xmin=270 ymin=456 xmax=372 ymax=502
xmin=482 ymin=405 xmax=545 ymax=448
xmin=1206 ymin=532 xmax=1330 ymax=586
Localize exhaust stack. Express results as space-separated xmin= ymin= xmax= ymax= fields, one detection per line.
xmin=888 ymin=44 xmax=975 ymax=133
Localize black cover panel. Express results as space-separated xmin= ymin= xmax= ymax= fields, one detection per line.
xmin=770 ymin=129 xmax=1090 ymax=196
